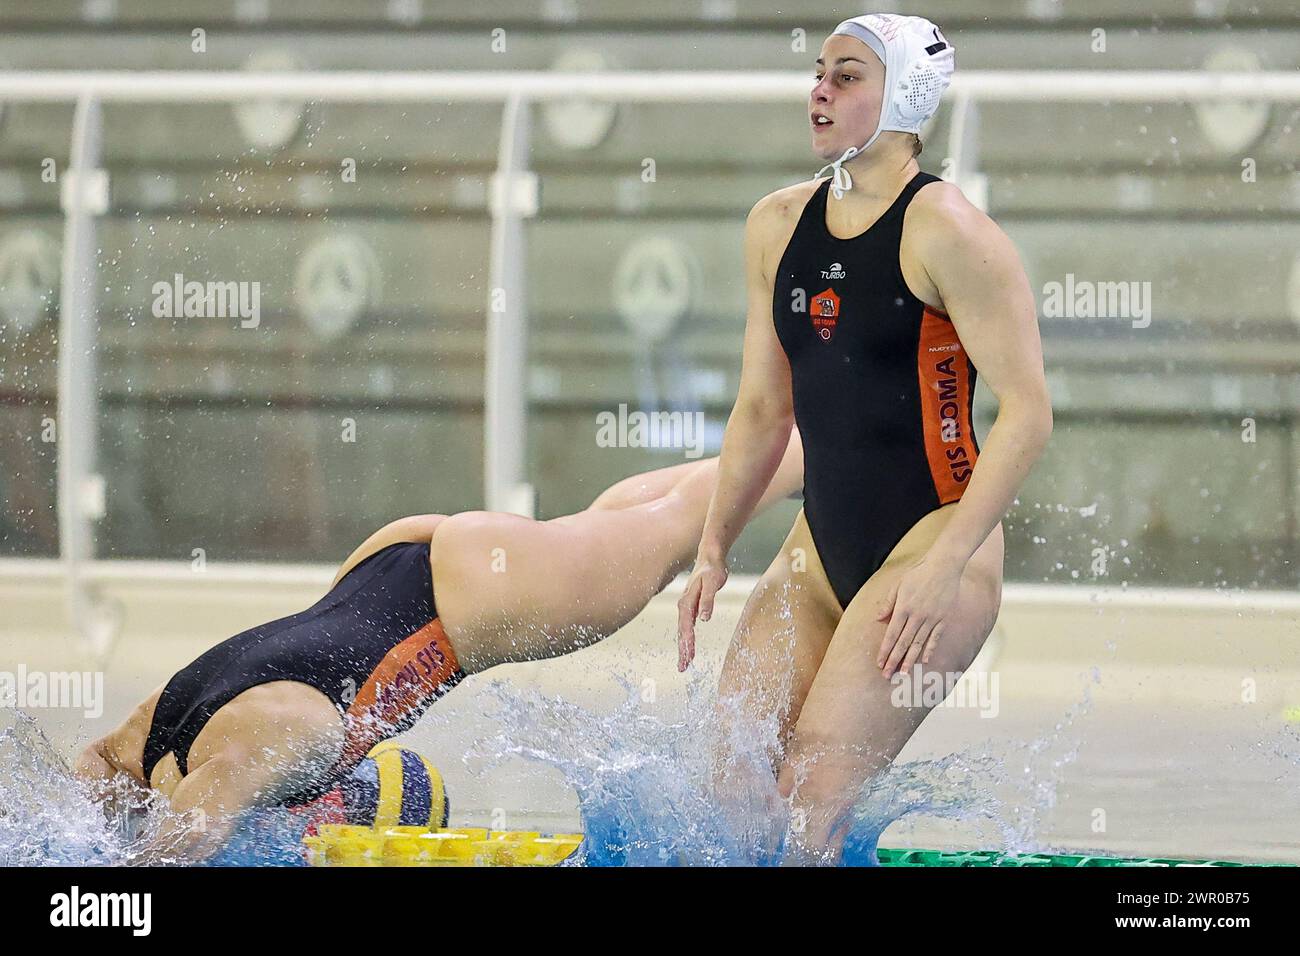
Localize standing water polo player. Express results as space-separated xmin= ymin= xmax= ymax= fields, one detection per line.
xmin=75 ymin=436 xmax=806 ymax=861
xmin=677 ymin=14 xmax=1053 ymax=862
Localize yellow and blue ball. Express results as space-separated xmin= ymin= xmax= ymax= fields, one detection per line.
xmin=340 ymin=741 xmax=449 ymax=829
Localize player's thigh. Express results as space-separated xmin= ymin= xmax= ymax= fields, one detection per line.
xmin=716 ymin=509 xmax=841 ymax=742
xmin=429 ymin=508 xmax=683 ymax=666
xmin=786 ymin=510 xmax=1005 ymax=775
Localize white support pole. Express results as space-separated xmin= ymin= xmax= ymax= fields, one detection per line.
xmin=943 ymin=91 xmax=987 ymax=211
xmin=58 ymin=94 xmax=118 ymax=663
xmin=484 ymin=93 xmax=538 ymax=516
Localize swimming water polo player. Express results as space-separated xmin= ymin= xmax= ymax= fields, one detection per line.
xmin=676 ymin=13 xmax=1053 ymax=862
xmin=75 ymin=435 xmax=806 ymax=861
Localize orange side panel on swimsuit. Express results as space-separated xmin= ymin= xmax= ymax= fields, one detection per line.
xmin=917 ymin=305 xmax=979 ymax=504
xmin=340 ymin=618 xmax=462 ymax=768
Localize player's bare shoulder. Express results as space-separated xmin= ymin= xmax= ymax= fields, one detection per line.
xmin=908 ymin=178 xmax=990 ymax=232
xmin=99 ymin=684 xmax=166 ymax=780
xmin=746 ymin=178 xmax=823 ymax=276
xmin=901 ymin=176 xmax=1029 ymax=311
xmin=904 ymin=179 xmax=1005 ymax=262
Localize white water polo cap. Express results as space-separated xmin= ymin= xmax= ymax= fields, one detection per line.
xmin=816 ymin=13 xmax=956 ymax=199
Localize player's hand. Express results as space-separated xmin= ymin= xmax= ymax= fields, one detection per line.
xmin=677 ymin=555 xmax=729 ymax=672
xmin=875 ymin=554 xmax=964 ymax=679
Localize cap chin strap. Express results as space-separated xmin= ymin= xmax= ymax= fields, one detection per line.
xmin=815 ymin=126 xmax=884 ymax=200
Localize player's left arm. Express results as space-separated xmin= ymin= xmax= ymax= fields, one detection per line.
xmin=137 ymin=751 xmax=266 ymax=862
xmin=875 ymin=185 xmax=1052 ymax=674
xmin=909 ymin=184 xmax=1053 ymax=568
xmin=73 ymin=687 xmax=161 ymax=815
xmin=131 ymin=732 xmax=331 ymax=865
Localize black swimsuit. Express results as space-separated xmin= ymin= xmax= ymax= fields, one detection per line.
xmin=773 ymin=173 xmax=980 ymax=609
xmin=141 ymin=541 xmax=464 ymax=805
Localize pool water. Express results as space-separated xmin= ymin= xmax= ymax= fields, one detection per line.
xmin=0 ymin=656 xmax=1097 ymax=866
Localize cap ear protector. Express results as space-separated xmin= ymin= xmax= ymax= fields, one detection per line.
xmin=815 ymin=14 xmax=956 ymax=199
xmin=895 ymin=52 xmax=950 ymax=125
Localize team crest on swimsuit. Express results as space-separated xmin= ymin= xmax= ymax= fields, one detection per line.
xmin=811 ymin=287 xmax=840 ymax=341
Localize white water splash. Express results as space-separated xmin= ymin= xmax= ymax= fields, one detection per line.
xmin=467 ymin=649 xmax=1093 ymax=865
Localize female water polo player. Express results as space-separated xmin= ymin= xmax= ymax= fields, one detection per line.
xmin=677 ymin=13 xmax=1052 ymax=862
xmin=75 ymin=435 xmax=805 ymax=860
